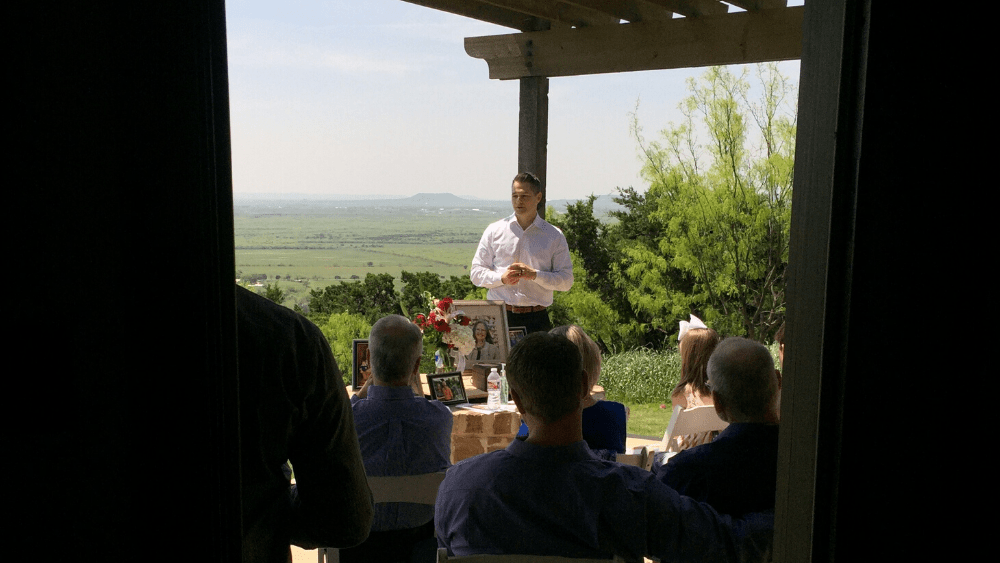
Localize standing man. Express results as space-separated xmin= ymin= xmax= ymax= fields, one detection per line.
xmin=236 ymin=285 xmax=373 ymax=563
xmin=471 ymin=172 xmax=573 ymax=334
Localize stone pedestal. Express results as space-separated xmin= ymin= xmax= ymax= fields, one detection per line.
xmin=450 ymin=408 xmax=521 ymax=463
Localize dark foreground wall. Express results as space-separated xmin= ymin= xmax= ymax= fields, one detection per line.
xmin=11 ymin=1 xmax=239 ymax=559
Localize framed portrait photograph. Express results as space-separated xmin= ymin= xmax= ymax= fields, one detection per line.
xmin=427 ymin=371 xmax=468 ymax=405
xmin=508 ymin=326 xmax=527 ymax=349
xmin=453 ymin=300 xmax=510 ymax=365
xmin=351 ymin=339 xmax=371 ymax=389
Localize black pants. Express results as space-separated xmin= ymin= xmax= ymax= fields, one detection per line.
xmin=337 ymin=519 xmax=436 ymax=563
xmin=506 ymin=308 xmax=552 ymax=335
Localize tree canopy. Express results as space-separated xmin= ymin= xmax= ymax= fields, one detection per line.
xmin=551 ymin=63 xmax=795 ymax=346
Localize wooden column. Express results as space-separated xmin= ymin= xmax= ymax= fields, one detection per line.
xmin=518 ymin=75 xmax=549 ymax=218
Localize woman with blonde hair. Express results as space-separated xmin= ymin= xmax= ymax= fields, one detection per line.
xmin=552 ymin=324 xmax=629 ymax=454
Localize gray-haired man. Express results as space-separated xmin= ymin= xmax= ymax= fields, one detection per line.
xmin=343 ymin=315 xmax=452 ymax=562
xmin=657 ymin=337 xmax=781 ymax=516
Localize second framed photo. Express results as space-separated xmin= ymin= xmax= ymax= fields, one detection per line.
xmin=508 ymin=326 xmax=527 ymax=349
xmin=427 ymin=371 xmax=468 ymax=405
xmin=351 ymin=339 xmax=371 ymax=389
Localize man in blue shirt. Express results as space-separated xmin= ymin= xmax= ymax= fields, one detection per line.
xmin=657 ymin=337 xmax=781 ymax=516
xmin=435 ymin=332 xmax=773 ymax=562
xmin=341 ymin=314 xmax=453 ymax=562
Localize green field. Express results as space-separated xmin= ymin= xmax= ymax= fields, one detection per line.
xmin=234 ymin=203 xmax=510 ymax=308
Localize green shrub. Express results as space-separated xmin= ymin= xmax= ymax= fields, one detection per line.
xmin=600 ymin=348 xmax=681 ymax=404
xmin=317 ymin=311 xmax=372 ymax=385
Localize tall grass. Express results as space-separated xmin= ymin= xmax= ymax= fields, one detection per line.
xmin=599 ymin=348 xmax=681 ymax=404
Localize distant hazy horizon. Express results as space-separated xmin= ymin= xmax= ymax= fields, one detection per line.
xmin=226 ymin=0 xmax=801 ymax=202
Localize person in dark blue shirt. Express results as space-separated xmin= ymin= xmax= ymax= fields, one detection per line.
xmin=436 ymin=332 xmax=773 ymax=562
xmin=657 ymin=336 xmax=782 ymax=516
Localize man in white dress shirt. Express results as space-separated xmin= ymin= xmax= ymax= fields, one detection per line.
xmin=470 ymin=172 xmax=574 ymax=334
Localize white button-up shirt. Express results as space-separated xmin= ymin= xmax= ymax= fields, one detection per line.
xmin=470 ymin=214 xmax=574 ymax=307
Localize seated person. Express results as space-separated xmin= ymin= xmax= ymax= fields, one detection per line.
xmin=657 ymin=337 xmax=781 ymax=516
xmin=436 ymin=332 xmax=773 ymax=561
xmin=668 ymin=314 xmax=722 ymax=451
xmin=341 ymin=315 xmax=453 ymax=563
xmin=513 ymin=325 xmax=628 ymax=457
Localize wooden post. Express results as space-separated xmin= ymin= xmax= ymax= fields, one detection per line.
xmin=518 ymin=75 xmax=549 ymax=218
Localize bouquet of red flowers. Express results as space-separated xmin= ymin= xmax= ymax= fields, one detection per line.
xmin=414 ymin=293 xmax=475 ymax=370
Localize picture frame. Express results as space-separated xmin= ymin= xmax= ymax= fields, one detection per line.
xmin=351 ymin=339 xmax=371 ymax=389
xmin=508 ymin=326 xmax=527 ymax=349
xmin=453 ymin=300 xmax=511 ymax=365
xmin=427 ymin=371 xmax=468 ymax=405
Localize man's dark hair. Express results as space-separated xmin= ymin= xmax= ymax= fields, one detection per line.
xmin=512 ymin=172 xmax=542 ymax=194
xmin=506 ymin=332 xmax=583 ymax=422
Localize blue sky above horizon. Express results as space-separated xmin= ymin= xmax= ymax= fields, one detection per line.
xmin=226 ymin=0 xmax=801 ymax=202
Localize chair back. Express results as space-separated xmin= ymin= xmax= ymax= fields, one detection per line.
xmin=662 ymin=405 xmax=729 ymax=448
xmin=368 ymin=472 xmax=448 ymax=505
xmin=437 ymin=548 xmax=625 ymax=562
xmin=318 ymin=472 xmax=448 ymax=563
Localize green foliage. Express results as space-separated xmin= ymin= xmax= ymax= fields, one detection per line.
xmin=316 ymin=312 xmax=371 ymax=385
xmin=600 ymin=348 xmax=681 ymax=404
xmin=308 ymin=273 xmax=401 ymax=324
xmin=625 ymin=64 xmax=795 ymax=341
xmin=260 ymin=281 xmax=286 ymax=305
xmin=550 ymin=252 xmax=643 ymax=353
xmin=399 ymin=271 xmax=477 ymax=318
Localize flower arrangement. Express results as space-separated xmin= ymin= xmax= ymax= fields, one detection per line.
xmin=414 ymin=293 xmax=475 ymax=370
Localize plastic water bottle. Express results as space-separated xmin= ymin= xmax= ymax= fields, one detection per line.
xmin=500 ymin=363 xmax=509 ymax=404
xmin=487 ymin=367 xmax=501 ymax=410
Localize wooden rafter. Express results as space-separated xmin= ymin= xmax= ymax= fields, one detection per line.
xmin=399 ymin=0 xmax=547 ymax=31
xmin=464 ymin=5 xmax=803 ymax=79
xmin=642 ymin=0 xmax=729 ymax=17
xmin=478 ymin=0 xmax=621 ymax=27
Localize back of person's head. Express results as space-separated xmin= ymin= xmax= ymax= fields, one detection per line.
xmin=674 ymin=327 xmax=721 ymax=398
xmin=512 ymin=172 xmax=542 ymax=194
xmin=550 ymin=324 xmax=601 ymax=389
xmin=369 ymin=315 xmax=423 ymax=385
xmin=507 ymin=332 xmax=584 ymax=423
xmin=707 ymin=337 xmax=780 ymax=422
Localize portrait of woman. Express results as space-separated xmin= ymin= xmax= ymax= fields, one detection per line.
xmin=466 ymin=319 xmax=500 ymax=362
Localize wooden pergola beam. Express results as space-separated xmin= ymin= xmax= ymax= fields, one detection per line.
xmin=400 ymin=0 xmax=547 ymax=31
xmin=465 ymin=5 xmax=802 ymax=79
xmin=478 ymin=0 xmax=621 ymax=27
xmin=642 ymin=0 xmax=729 ymax=17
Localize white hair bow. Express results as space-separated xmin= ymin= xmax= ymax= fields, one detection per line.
xmin=678 ymin=314 xmax=708 ymax=342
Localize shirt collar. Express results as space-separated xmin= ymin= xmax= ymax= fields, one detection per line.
xmin=506 ymin=438 xmax=596 ymax=463
xmin=505 ymin=212 xmax=545 ymax=233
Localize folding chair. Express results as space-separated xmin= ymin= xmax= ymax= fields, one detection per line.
xmin=645 ymin=405 xmax=729 ymax=470
xmin=318 ymin=472 xmax=448 ymax=563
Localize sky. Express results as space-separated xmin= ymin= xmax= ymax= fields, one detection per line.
xmin=225 ymin=0 xmax=801 ymax=202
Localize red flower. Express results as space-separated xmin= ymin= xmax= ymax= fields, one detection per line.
xmin=458 ymin=315 xmax=471 ymax=326
xmin=415 ymin=314 xmax=426 ymax=324
xmin=438 ymin=297 xmax=453 ymax=312
xmin=433 ymin=317 xmax=451 ymax=333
